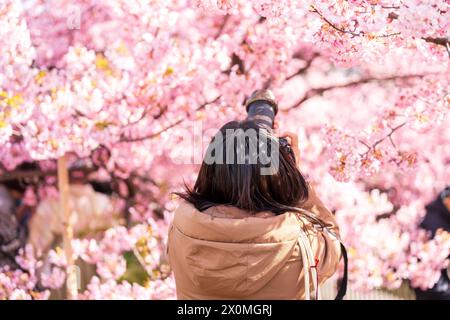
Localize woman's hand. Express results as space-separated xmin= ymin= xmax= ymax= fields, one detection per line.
xmin=280 ymin=131 xmax=300 ymax=167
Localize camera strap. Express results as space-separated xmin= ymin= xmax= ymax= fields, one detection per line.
xmin=295 ymin=213 xmax=348 ymax=300
xmin=335 ymin=242 xmax=348 ymax=300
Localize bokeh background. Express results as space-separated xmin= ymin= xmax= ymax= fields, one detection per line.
xmin=0 ymin=0 xmax=449 ymax=299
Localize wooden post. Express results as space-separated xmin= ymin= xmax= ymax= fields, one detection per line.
xmin=57 ymin=155 xmax=78 ymax=299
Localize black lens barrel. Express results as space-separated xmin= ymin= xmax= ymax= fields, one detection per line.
xmin=246 ymin=100 xmax=276 ymax=130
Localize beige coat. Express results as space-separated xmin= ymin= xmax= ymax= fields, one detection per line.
xmin=167 ymin=184 xmax=341 ymax=299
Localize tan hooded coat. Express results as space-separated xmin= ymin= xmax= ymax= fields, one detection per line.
xmin=167 ymin=184 xmax=341 ymax=299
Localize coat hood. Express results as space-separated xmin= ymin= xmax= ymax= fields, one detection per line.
xmin=169 ymin=201 xmax=301 ymax=298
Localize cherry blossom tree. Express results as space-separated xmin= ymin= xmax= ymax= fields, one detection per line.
xmin=0 ymin=0 xmax=449 ymax=299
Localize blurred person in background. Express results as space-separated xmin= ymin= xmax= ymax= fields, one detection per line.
xmin=414 ymin=186 xmax=450 ymax=300
xmin=28 ymin=183 xmax=118 ymax=254
xmin=0 ymin=184 xmax=28 ymax=269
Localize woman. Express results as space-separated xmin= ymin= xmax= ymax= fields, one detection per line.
xmin=167 ymin=91 xmax=345 ymax=300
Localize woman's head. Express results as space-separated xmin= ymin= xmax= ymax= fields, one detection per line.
xmin=177 ymin=120 xmax=309 ymax=215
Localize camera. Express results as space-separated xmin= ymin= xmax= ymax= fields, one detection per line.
xmin=245 ymin=90 xmax=295 ymax=160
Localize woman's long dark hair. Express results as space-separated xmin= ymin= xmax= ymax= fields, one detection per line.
xmin=176 ymin=120 xmax=312 ymax=216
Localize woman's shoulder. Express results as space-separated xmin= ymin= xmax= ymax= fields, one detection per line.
xmin=204 ymin=204 xmax=277 ymax=219
xmin=176 ymin=200 xmax=277 ymax=219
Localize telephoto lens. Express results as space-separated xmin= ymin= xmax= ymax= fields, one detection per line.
xmin=245 ymin=90 xmax=278 ymax=130
xmin=441 ymin=186 xmax=450 ymax=200
xmin=244 ymin=89 xmax=295 ymax=161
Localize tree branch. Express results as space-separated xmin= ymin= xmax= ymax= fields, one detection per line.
xmin=284 ymin=74 xmax=426 ymax=111
xmin=215 ymin=14 xmax=230 ymax=39
xmin=387 ymin=12 xmax=450 ymax=57
xmin=360 ymin=122 xmax=407 ymax=158
xmin=120 ymin=96 xmax=220 ymax=143
xmin=311 ymin=6 xmax=400 ymax=38
xmin=423 ymin=37 xmax=450 ymax=57
xmin=313 ymin=6 xmax=449 ymax=57
xmin=0 ymin=166 xmax=97 ymax=183
xmin=285 ymin=53 xmax=320 ymax=81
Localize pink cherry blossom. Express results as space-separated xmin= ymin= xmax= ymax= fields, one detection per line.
xmin=0 ymin=0 xmax=449 ymax=298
